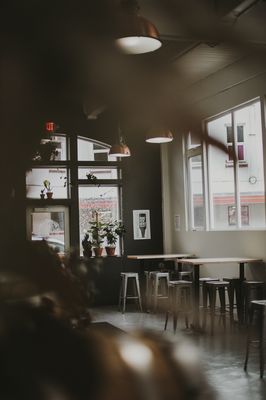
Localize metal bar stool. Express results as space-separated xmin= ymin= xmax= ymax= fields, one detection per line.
xmin=222 ymin=277 xmax=242 ymax=324
xmin=244 ymin=300 xmax=266 ymax=378
xmin=119 ymin=272 xmax=142 ymax=314
xmin=204 ymin=281 xmax=230 ymax=335
xmin=164 ymin=280 xmax=193 ymax=332
xmin=148 ymin=271 xmax=169 ymax=312
xmin=199 ymin=277 xmax=220 ymax=310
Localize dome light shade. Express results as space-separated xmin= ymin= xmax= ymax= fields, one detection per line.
xmin=116 ymin=15 xmax=161 ymax=54
xmin=109 ymin=143 xmax=131 ymax=157
xmin=145 ymin=129 xmax=173 ymax=144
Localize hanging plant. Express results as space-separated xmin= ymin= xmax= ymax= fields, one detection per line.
xmin=86 ymin=172 xmax=98 ymax=184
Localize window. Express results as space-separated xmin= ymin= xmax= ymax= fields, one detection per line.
xmin=185 ymin=99 xmax=266 ymax=230
xmin=26 ymin=206 xmax=69 ymax=253
xmin=26 ymin=134 xmax=123 ymax=255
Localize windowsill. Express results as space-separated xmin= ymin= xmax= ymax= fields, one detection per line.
xmin=225 ymin=161 xmax=248 ymax=167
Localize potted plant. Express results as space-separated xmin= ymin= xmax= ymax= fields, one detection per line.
xmin=81 ymin=231 xmax=92 ymax=258
xmin=43 ymin=179 xmax=53 ymax=199
xmin=40 ymin=188 xmax=45 ymax=199
xmin=103 ymin=221 xmax=126 ymax=256
xmin=88 ymin=220 xmax=105 ymax=257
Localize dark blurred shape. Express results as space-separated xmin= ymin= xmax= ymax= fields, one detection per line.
xmin=0 ymin=302 xmax=101 ymax=400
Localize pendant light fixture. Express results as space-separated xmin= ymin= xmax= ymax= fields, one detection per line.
xmin=109 ymin=125 xmax=131 ymax=157
xmin=145 ymin=128 xmax=173 ymax=144
xmin=115 ymin=0 xmax=161 ymax=54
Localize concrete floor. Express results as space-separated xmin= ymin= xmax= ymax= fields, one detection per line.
xmin=90 ymin=304 xmax=266 ymax=400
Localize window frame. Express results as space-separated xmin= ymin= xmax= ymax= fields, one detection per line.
xmin=26 ymin=134 xmax=124 ymax=255
xmin=184 ymin=133 xmax=207 ymax=231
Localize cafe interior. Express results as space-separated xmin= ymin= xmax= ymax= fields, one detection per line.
xmin=2 ymin=1 xmax=266 ymax=399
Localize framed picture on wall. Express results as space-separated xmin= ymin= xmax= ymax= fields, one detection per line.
xmin=133 ymin=210 xmax=151 ymax=240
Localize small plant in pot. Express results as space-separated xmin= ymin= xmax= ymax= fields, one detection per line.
xmin=43 ymin=179 xmax=53 ymax=199
xmin=88 ymin=220 xmax=105 ymax=257
xmin=82 ymin=231 xmax=92 ymax=258
xmin=103 ymin=221 xmax=126 ymax=256
xmin=40 ymin=188 xmax=45 ymax=199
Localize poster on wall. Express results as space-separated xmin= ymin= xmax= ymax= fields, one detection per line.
xmin=133 ymin=210 xmax=151 ymax=240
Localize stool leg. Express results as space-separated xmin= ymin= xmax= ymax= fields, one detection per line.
xmin=234 ymin=281 xmax=242 ymax=324
xmin=145 ymin=272 xmax=150 ymax=311
xmin=118 ymin=275 xmax=123 ymax=311
xmin=202 ymin=283 xmax=208 ymax=329
xmin=244 ymin=285 xmax=250 ymax=325
xmin=227 ymin=283 xmax=234 ymax=325
xmin=122 ymin=275 xmax=128 ymax=314
xmin=164 ymin=311 xmax=169 ymax=330
xmin=209 ymin=287 xmax=216 ymax=336
xmin=218 ymin=287 xmax=226 ymax=331
xmin=259 ymin=307 xmax=264 ymax=378
xmin=154 ymin=276 xmax=159 ymax=312
xmin=164 ymin=286 xmax=172 ymax=330
xmin=184 ymin=288 xmax=190 ymax=329
xmin=173 ymin=287 xmax=179 ymax=333
xmin=135 ymin=276 xmax=143 ymax=312
xmin=244 ymin=304 xmax=255 ymax=372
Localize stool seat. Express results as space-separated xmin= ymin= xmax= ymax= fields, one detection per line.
xmin=169 ymin=280 xmax=192 ymax=286
xmin=207 ymin=281 xmax=229 ymax=286
xmin=252 ymin=300 xmax=266 ymax=306
xmin=119 ymin=272 xmax=142 ymax=314
xmin=200 ymin=277 xmax=220 ymax=282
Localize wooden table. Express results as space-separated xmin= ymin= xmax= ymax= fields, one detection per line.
xmin=127 ymin=253 xmax=193 ymax=263
xmin=179 ymin=257 xmax=263 ymax=329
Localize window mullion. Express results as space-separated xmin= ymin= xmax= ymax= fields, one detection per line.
xmin=233 ymin=112 xmax=241 ymax=228
xmin=202 ymin=139 xmax=209 ymax=230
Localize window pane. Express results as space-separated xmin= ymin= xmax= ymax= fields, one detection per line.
xmin=237 ymin=126 xmax=244 ymax=142
xmin=226 ymin=126 xmax=233 ymax=143
xmin=187 ymin=132 xmax=201 ymax=150
xmin=234 ymin=101 xmax=266 ymax=227
xmin=78 ymin=167 xmax=119 ymax=180
xmin=237 ymin=144 xmax=244 ymax=161
xmin=78 ymin=137 xmax=117 ymax=161
xmin=78 ymin=186 xmax=120 ymax=255
xmin=29 ymin=206 xmax=68 ymax=253
xmin=26 ymin=168 xmax=69 ymax=199
xmin=208 ymin=113 xmax=236 ymax=229
xmin=189 ymin=154 xmax=204 ymax=229
xmin=33 ymin=135 xmax=68 ymax=161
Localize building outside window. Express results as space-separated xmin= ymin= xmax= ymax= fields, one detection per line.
xmin=226 ymin=125 xmax=245 ymax=163
xmin=185 ymin=98 xmax=266 ymax=230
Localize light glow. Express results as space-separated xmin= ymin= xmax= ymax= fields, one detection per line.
xmin=119 ymin=339 xmax=153 ymax=371
xmin=116 ymin=36 xmax=161 ymax=54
